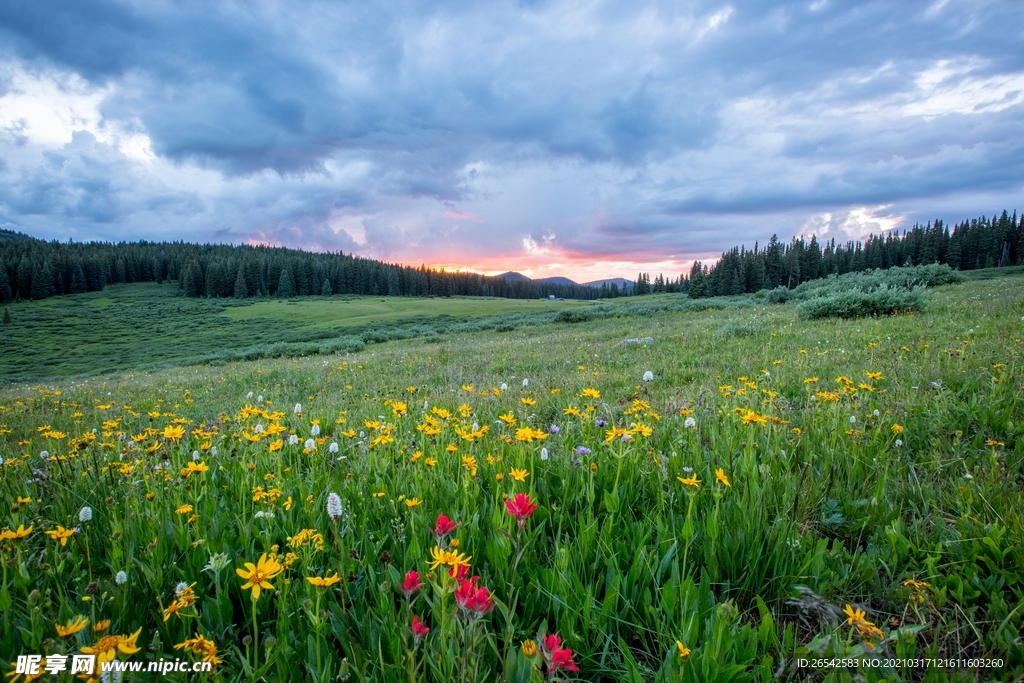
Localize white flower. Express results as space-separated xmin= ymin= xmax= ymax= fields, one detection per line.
xmin=257 ymin=395 xmax=264 ymax=404
xmin=115 ymin=570 xmax=127 ymax=585
xmin=304 ymin=438 xmax=316 ymax=450
xmin=684 ymin=417 xmax=696 ymax=429
xmin=40 ymin=450 xmax=49 ymax=460
xmin=500 ymin=383 xmax=508 ymax=391
xmin=78 ymin=506 xmax=92 ymax=523
xmin=192 ymin=451 xmax=200 ymax=461
xmin=873 ymin=409 xmax=880 ymax=417
xmin=174 ymin=581 xmax=190 ymax=596
xmin=293 ymin=403 xmax=302 ymax=415
xmin=642 ymin=371 xmax=654 ymax=382
xmin=359 ymin=431 xmax=365 ymax=438
xmin=288 ymin=434 xmax=299 ymax=445
xmin=472 ymin=422 xmax=479 ymax=432
xmin=210 ymin=446 xmax=218 ymax=456
xmin=849 ymin=416 xmax=856 ymax=424
xmin=522 ymin=378 xmax=529 ymax=387
xmin=254 ymin=510 xmax=275 ymax=520
xmin=0 ymin=456 xmax=4 ymax=466
xmin=311 ymin=424 xmax=321 ymax=436
xmin=327 ymin=492 xmax=343 ymax=520
xmin=540 ymin=447 xmax=549 ymax=461
xmin=254 ymin=424 xmax=264 ymax=434
xmin=247 ymin=391 xmax=254 ymax=399
xmin=895 ymin=439 xmax=903 ymax=447
xmin=329 ymin=442 xmax=339 ymax=453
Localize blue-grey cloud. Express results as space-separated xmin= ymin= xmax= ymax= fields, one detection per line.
xmin=0 ymin=0 xmax=1023 ymax=278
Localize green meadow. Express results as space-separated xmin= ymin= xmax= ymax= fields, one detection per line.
xmin=0 ymin=271 xmax=1022 ymax=682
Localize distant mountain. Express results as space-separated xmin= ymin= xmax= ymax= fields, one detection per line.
xmin=496 ymin=272 xmax=583 ymax=287
xmin=535 ymin=276 xmax=578 ymax=286
xmin=495 ymin=271 xmax=530 ymax=281
xmin=582 ymin=277 xmax=634 ymax=291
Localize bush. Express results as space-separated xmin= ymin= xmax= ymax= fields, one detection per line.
xmin=765 ymin=286 xmax=794 ymax=304
xmin=796 ymin=284 xmax=927 ymax=319
xmin=793 ymin=264 xmax=961 ymax=301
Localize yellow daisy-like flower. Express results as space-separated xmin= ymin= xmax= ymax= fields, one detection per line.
xmin=891 ymin=423 xmax=904 ymax=434
xmin=520 ymin=397 xmax=537 ymax=406
xmin=307 ymin=574 xmax=342 ymax=589
xmin=162 ymin=425 xmax=186 ymax=440
xmin=180 ymin=461 xmax=209 ymax=477
xmin=0 ymin=524 xmax=33 ymax=541
xmin=522 ymin=640 xmax=537 ymax=657
xmin=843 ymin=604 xmax=867 ymax=626
xmin=715 ymin=468 xmax=731 ymax=487
xmin=405 ymin=498 xmax=422 ymax=508
xmin=93 ymin=620 xmax=111 ymax=633
xmin=509 ymin=468 xmax=529 ymax=483
xmin=676 ymin=640 xmax=691 ymax=659
xmin=236 ymin=553 xmax=283 ymax=601
xmin=45 ymin=525 xmax=76 ymax=546
xmin=677 ymin=475 xmax=701 ymax=489
xmin=175 ymin=504 xmax=193 ymax=515
xmin=55 ymin=615 xmax=89 ymax=638
xmin=581 ymin=388 xmax=601 ymax=399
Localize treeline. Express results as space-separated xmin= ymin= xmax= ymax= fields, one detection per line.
xmin=0 ymin=232 xmax=600 ymax=303
xmin=685 ymin=210 xmax=1024 ymax=298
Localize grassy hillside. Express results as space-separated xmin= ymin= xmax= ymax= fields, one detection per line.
xmin=0 ymin=284 xmax=588 ymax=383
xmin=0 ymin=273 xmax=1022 ymax=682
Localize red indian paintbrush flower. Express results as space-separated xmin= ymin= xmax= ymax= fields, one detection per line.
xmin=454 ymin=577 xmax=495 ymax=617
xmin=504 ymin=492 xmax=538 ymax=530
xmin=410 ymin=615 xmax=429 ymax=642
xmin=541 ymin=633 xmax=579 ymax=673
xmin=402 ymin=570 xmax=423 ymax=598
xmin=432 ymin=513 xmax=459 ymax=539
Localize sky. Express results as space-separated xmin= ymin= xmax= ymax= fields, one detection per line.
xmin=1 ymin=1 xmax=1023 ymax=282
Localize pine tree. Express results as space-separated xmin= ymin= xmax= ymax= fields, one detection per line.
xmin=277 ymin=268 xmax=295 ymax=298
xmin=234 ymin=267 xmax=249 ymax=298
xmin=70 ymin=261 xmax=88 ymax=294
xmin=321 ymin=278 xmax=333 ymax=296
xmin=0 ymin=261 xmax=12 ymax=303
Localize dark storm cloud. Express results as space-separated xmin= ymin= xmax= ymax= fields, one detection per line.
xmin=0 ymin=0 xmax=1022 ymax=275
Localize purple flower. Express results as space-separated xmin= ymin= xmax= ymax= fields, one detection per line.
xmin=683 ymin=466 xmax=693 ymax=473
xmin=595 ymin=418 xmax=608 ymax=427
xmin=550 ymin=424 xmax=560 ymax=434
xmin=575 ymin=446 xmax=591 ymax=455
xmin=620 ymin=434 xmax=632 ymax=443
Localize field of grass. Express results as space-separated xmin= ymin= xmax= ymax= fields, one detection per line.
xmin=1 ymin=273 xmax=1023 ymax=682
xmin=0 ymin=285 xmax=587 ymax=383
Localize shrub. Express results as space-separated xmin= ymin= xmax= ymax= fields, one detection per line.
xmin=796 ymin=284 xmax=927 ymax=319
xmin=765 ymin=286 xmax=794 ymax=304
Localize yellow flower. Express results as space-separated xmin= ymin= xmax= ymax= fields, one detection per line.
xmin=498 ymin=412 xmax=517 ymax=427
xmin=427 ymin=546 xmax=472 ymax=572
xmin=180 ymin=461 xmax=209 ymax=477
xmin=175 ymin=504 xmax=193 ymax=515
xmin=495 ymin=473 xmax=504 ymax=481
xmin=81 ymin=627 xmax=142 ymax=666
xmin=866 ymin=371 xmax=883 ymax=380
xmin=174 ymin=633 xmax=222 ymax=665
xmin=425 ymin=457 xmax=437 ymax=467
xmin=405 ymin=498 xmax=422 ymax=508
xmin=891 ymin=423 xmax=904 ymax=434
xmin=461 ymin=384 xmax=474 ymax=393
xmin=162 ymin=425 xmax=186 ymax=440
xmin=462 ymin=456 xmax=478 ymax=476
xmin=0 ymin=524 xmax=33 ymax=541
xmin=676 ymin=640 xmax=690 ymax=659
xmin=520 ymin=397 xmax=537 ymax=406
xmin=581 ymin=388 xmax=601 ymax=399
xmin=804 ymin=377 xmax=819 ymax=384
xmin=236 ymin=553 xmax=283 ymax=600
xmin=509 ymin=468 xmax=529 ymax=483
xmin=45 ymin=525 xmax=76 ymax=546
xmin=93 ymin=619 xmax=111 ymax=633
xmin=715 ymin=468 xmax=730 ymax=487
xmin=843 ymin=604 xmax=867 ymax=626
xmin=522 ymin=640 xmax=537 ymax=657
xmin=677 ymin=475 xmax=701 ymax=489
xmin=307 ymin=574 xmax=342 ymax=589
xmin=16 ymin=496 xmax=32 ymax=505
xmin=55 ymin=615 xmax=89 ymax=637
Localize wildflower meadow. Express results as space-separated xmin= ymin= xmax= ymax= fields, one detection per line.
xmin=1 ymin=273 xmax=1022 ymax=682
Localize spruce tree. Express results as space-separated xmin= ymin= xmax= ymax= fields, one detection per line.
xmin=321 ymin=278 xmax=333 ymax=296
xmin=0 ymin=261 xmax=12 ymax=303
xmin=234 ymin=268 xmax=249 ymax=298
xmin=277 ymin=268 xmax=295 ymax=298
